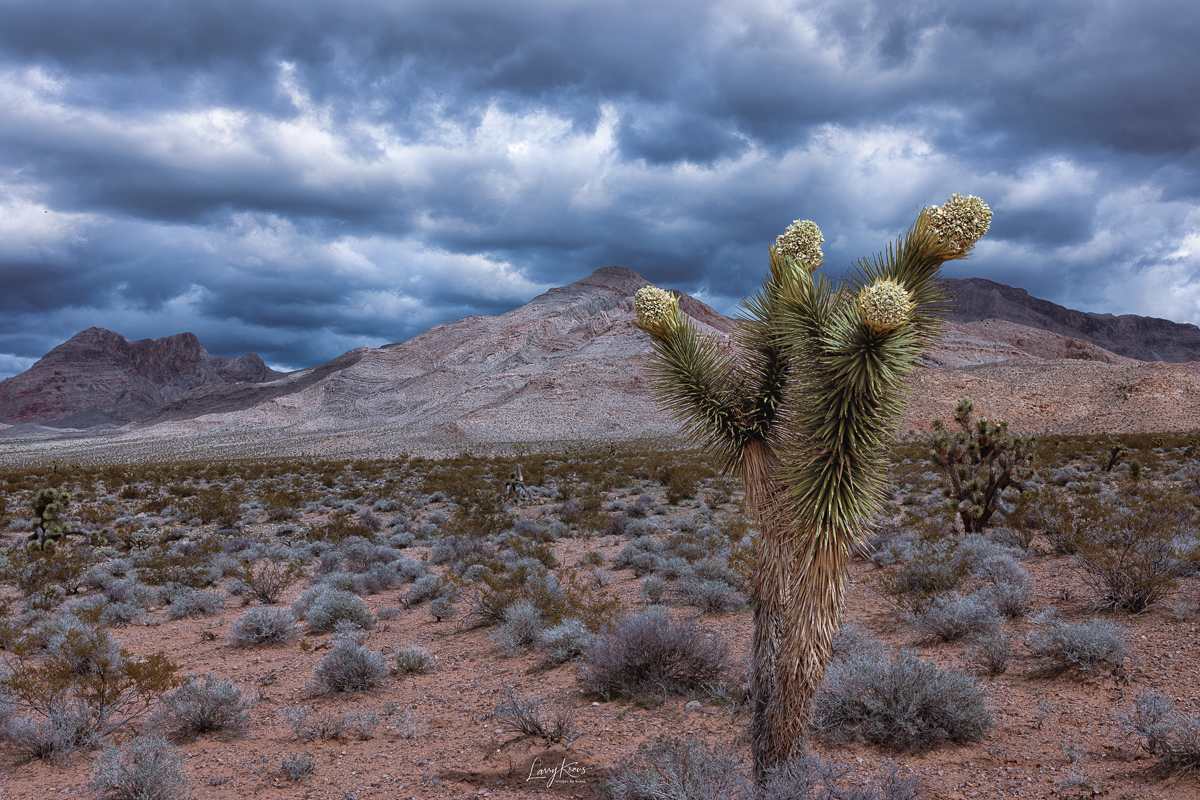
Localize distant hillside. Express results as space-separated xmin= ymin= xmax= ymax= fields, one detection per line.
xmin=0 ymin=328 xmax=282 ymax=427
xmin=942 ymin=277 xmax=1200 ymax=362
xmin=4 ymin=270 xmax=1200 ymax=461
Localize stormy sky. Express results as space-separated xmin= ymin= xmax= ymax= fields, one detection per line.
xmin=2 ymin=0 xmax=1198 ymax=377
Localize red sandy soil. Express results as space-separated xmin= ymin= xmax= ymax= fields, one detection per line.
xmin=3 ymin=493 xmax=1199 ymax=800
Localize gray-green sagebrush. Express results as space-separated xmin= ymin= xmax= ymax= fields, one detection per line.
xmin=633 ymin=193 xmax=992 ymax=777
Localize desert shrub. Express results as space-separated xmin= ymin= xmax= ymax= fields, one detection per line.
xmin=316 ymin=570 xmax=368 ymax=595
xmin=134 ymin=541 xmax=223 ymax=588
xmin=231 ymin=557 xmax=303 ymax=605
xmin=311 ymin=514 xmax=378 ymax=544
xmin=878 ymin=541 xmax=970 ymax=611
xmin=430 ymin=596 xmax=458 ymax=621
xmin=470 ymin=561 xmax=621 ymax=632
xmin=491 ymin=599 xmax=545 ymax=654
xmin=281 ymin=751 xmax=316 ymax=781
xmin=282 ymin=704 xmax=344 ymax=741
xmin=154 ymin=673 xmax=249 ymax=737
xmin=678 ymin=576 xmax=744 ymax=613
xmin=312 ymin=640 xmax=389 ymax=694
xmin=582 ymin=609 xmax=730 ymax=699
xmin=812 ymin=650 xmax=992 ymax=751
xmin=230 ymin=607 xmax=298 ymax=646
xmin=394 ymin=645 xmax=435 ymax=674
xmin=756 ymin=753 xmax=925 ymax=800
xmin=1071 ymin=488 xmax=1196 ymax=612
xmin=954 ymin=535 xmax=1025 ymax=571
xmin=394 ymin=556 xmax=428 ymax=583
xmin=982 ymin=580 xmax=1032 ymax=619
xmin=101 ymin=602 xmax=145 ymax=627
xmin=908 ymin=594 xmax=1002 ymax=642
xmin=491 ymin=686 xmax=577 ymax=744
xmin=90 ymin=734 xmax=189 ymax=800
xmin=404 ymin=574 xmax=453 ymax=606
xmin=345 ymin=708 xmax=379 ymax=740
xmin=303 ymin=588 xmax=375 ymax=633
xmin=0 ymin=702 xmax=96 ymax=762
xmin=2 ymin=539 xmax=96 ymax=610
xmin=640 ymin=575 xmax=666 ymax=604
xmin=1027 ymin=618 xmax=1128 ymax=675
xmin=538 ymin=619 xmax=596 ymax=664
xmin=665 ymin=466 xmax=702 ymax=505
xmin=0 ymin=623 xmax=180 ymax=737
xmin=972 ymin=551 xmax=1027 ymax=584
xmin=967 ymin=634 xmax=1013 ymax=677
xmin=830 ymin=624 xmax=886 ymax=663
xmin=867 ymin=529 xmax=920 ymax=568
xmin=1122 ymin=690 xmax=1200 ymax=776
xmin=103 ymin=577 xmax=158 ymax=608
xmin=602 ymin=735 xmax=747 ymax=800
xmin=166 ymin=587 xmax=224 ymax=619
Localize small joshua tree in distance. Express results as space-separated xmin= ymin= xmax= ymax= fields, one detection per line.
xmin=928 ymin=397 xmax=1035 ymax=533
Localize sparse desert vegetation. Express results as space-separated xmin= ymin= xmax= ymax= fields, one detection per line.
xmin=0 ymin=432 xmax=1198 ymax=798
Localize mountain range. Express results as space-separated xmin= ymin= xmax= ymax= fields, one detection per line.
xmin=1 ymin=270 xmax=1198 ymax=462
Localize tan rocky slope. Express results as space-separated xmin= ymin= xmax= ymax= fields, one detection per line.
xmin=1 ymin=268 xmax=1198 ymax=463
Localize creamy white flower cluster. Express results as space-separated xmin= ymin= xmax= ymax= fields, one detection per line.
xmin=925 ymin=194 xmax=992 ymax=254
xmin=635 ymin=285 xmax=679 ymax=328
xmin=858 ymin=279 xmax=915 ymax=335
xmin=773 ymin=219 xmax=824 ymax=269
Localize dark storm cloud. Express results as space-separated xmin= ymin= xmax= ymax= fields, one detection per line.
xmin=1 ymin=0 xmax=1198 ymax=380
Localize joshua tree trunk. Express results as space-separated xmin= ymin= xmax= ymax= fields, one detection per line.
xmin=742 ymin=440 xmax=852 ymax=777
xmin=740 ymin=439 xmax=798 ymax=773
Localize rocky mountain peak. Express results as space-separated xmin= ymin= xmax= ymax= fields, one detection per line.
xmin=0 ymin=328 xmax=282 ymax=427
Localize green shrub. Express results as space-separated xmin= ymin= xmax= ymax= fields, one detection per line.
xmin=231 ymin=557 xmax=303 ymax=605
xmin=878 ymin=541 xmax=969 ymax=611
xmin=1071 ymin=486 xmax=1197 ymax=612
xmin=0 ymin=623 xmax=181 ymax=737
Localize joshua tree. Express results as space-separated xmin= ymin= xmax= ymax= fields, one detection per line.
xmin=1102 ymin=436 xmax=1129 ymax=472
xmin=634 ymin=194 xmax=992 ymax=776
xmin=928 ymin=397 xmax=1036 ymax=533
xmin=28 ymin=486 xmax=72 ymax=548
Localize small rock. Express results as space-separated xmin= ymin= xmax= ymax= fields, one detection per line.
xmin=685 ymin=700 xmax=701 ymax=711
